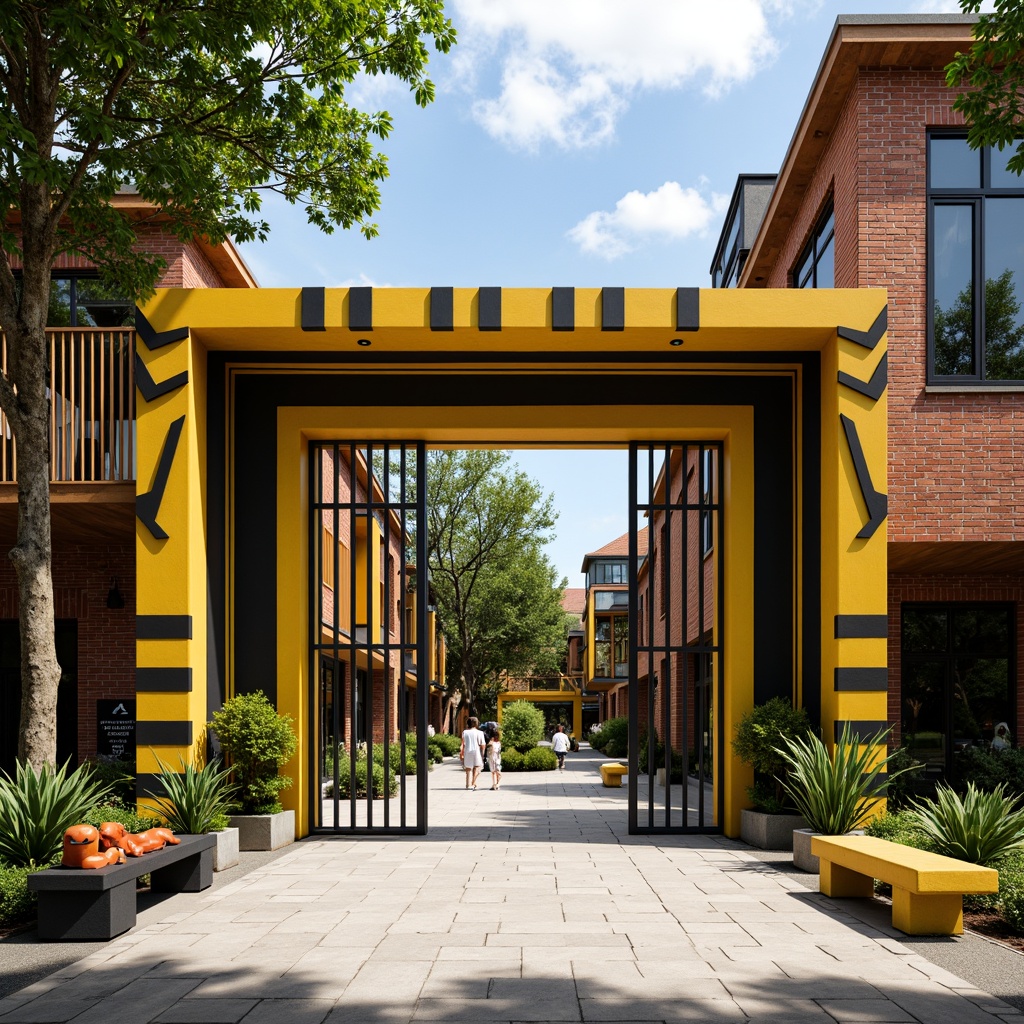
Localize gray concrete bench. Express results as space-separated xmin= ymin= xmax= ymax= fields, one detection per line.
xmin=28 ymin=833 xmax=216 ymax=941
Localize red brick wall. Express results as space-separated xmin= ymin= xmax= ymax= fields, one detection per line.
xmin=768 ymin=69 xmax=1024 ymax=542
xmin=0 ymin=544 xmax=135 ymax=761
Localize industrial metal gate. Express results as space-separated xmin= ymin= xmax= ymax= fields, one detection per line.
xmin=628 ymin=442 xmax=724 ymax=834
xmin=310 ymin=442 xmax=428 ymax=835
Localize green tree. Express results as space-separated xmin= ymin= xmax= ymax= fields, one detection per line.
xmin=947 ymin=2 xmax=1024 ymax=174
xmin=425 ymin=450 xmax=573 ymax=720
xmin=0 ymin=1 xmax=455 ymax=766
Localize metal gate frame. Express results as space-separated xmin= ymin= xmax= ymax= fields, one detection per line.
xmin=309 ymin=441 xmax=429 ymax=835
xmin=628 ymin=442 xmax=725 ymax=834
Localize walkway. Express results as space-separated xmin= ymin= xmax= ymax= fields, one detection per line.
xmin=1 ymin=748 xmax=1021 ymax=1023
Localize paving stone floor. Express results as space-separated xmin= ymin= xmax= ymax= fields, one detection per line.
xmin=1 ymin=748 xmax=1021 ymax=1024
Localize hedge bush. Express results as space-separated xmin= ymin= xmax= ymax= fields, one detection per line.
xmin=83 ymin=801 xmax=163 ymax=834
xmin=0 ymin=865 xmax=38 ymax=927
xmin=524 ymin=747 xmax=558 ymax=771
xmin=501 ymin=701 xmax=545 ymax=752
xmin=590 ymin=717 xmax=628 ymax=757
xmin=956 ymin=746 xmax=1024 ymax=799
xmin=431 ymin=733 xmax=462 ymax=757
xmin=500 ymin=748 xmax=525 ymax=772
xmin=428 ymin=743 xmax=444 ymax=764
xmin=324 ymin=755 xmax=397 ymax=799
xmin=1000 ymin=852 xmax=1024 ymax=932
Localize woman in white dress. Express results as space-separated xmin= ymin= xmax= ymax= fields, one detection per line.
xmin=460 ymin=716 xmax=486 ymax=790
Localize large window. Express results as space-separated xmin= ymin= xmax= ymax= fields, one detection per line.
xmin=901 ymin=603 xmax=1015 ymax=781
xmin=793 ymin=199 xmax=834 ymax=289
xmin=929 ymin=133 xmax=1024 ymax=383
xmin=594 ymin=560 xmax=628 ymax=584
xmin=594 ymin=613 xmax=629 ymax=678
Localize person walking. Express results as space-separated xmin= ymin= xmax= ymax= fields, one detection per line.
xmin=460 ymin=716 xmax=486 ymax=790
xmin=487 ymin=728 xmax=503 ymax=790
xmin=551 ymin=723 xmax=571 ymax=771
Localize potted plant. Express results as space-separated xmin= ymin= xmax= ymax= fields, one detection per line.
xmin=211 ymin=691 xmax=298 ymax=851
xmin=732 ymin=697 xmax=812 ymax=850
xmin=776 ymin=722 xmax=904 ymax=871
xmin=145 ymin=755 xmax=240 ymax=870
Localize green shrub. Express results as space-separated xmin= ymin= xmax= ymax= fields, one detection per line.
xmin=0 ymin=865 xmax=38 ymax=926
xmin=431 ymin=733 xmax=462 ymax=757
xmin=604 ymin=738 xmax=625 ymax=759
xmin=909 ymin=782 xmax=1024 ymax=865
xmin=0 ymin=759 xmax=113 ymax=868
xmin=325 ymin=751 xmax=398 ymax=799
xmin=143 ymin=756 xmax=238 ymax=834
xmin=590 ymin=717 xmax=628 ymax=756
xmin=501 ymin=701 xmax=545 ymax=752
xmin=865 ymin=810 xmax=933 ymax=851
xmin=372 ymin=742 xmax=421 ymax=775
xmin=83 ymin=801 xmax=163 ymax=834
xmin=83 ymin=756 xmax=136 ymax=804
xmin=428 ymin=743 xmax=444 ymax=764
xmin=776 ymin=723 xmax=903 ymax=835
xmin=524 ymin=747 xmax=558 ymax=771
xmin=210 ymin=691 xmax=298 ymax=814
xmin=956 ymin=745 xmax=1024 ymax=799
xmin=733 ymin=698 xmax=811 ymax=812
xmin=999 ymin=852 xmax=1024 ymax=932
xmin=500 ymin=748 xmax=525 ymax=772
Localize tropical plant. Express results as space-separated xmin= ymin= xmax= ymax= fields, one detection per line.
xmin=210 ymin=692 xmax=298 ymax=815
xmin=0 ymin=760 xmax=112 ymax=867
xmin=909 ymin=782 xmax=1024 ymax=865
xmin=775 ymin=723 xmax=904 ymax=835
xmin=144 ymin=757 xmax=239 ymax=835
xmin=733 ymin=697 xmax=812 ymax=812
xmin=500 ymin=701 xmax=545 ymax=752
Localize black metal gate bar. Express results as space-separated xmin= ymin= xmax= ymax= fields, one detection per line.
xmin=309 ymin=440 xmax=428 ymax=835
xmin=628 ymin=442 xmax=724 ymax=835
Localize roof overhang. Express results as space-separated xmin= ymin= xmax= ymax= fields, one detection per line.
xmin=740 ymin=15 xmax=977 ymax=287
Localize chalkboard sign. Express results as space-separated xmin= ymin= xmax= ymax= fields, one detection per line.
xmin=96 ymin=699 xmax=135 ymax=760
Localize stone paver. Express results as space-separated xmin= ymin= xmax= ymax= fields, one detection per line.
xmin=0 ymin=747 xmax=1021 ymax=1024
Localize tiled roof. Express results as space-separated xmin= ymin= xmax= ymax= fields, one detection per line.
xmin=561 ymin=588 xmax=586 ymax=616
xmin=582 ymin=526 xmax=648 ymax=566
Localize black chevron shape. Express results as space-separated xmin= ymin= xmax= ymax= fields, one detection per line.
xmin=838 ymin=352 xmax=888 ymax=401
xmin=135 ymin=354 xmax=189 ymax=403
xmin=840 ymin=413 xmax=887 ymax=540
xmin=135 ymin=309 xmax=189 ymax=350
xmin=137 ymin=415 xmax=185 ymax=541
xmin=837 ymin=306 xmax=887 ymax=350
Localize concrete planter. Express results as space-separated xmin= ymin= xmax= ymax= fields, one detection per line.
xmin=228 ymin=810 xmax=295 ymax=852
xmin=740 ymin=809 xmax=807 ymax=851
xmin=793 ymin=827 xmax=864 ymax=872
xmin=211 ymin=827 xmax=239 ymax=871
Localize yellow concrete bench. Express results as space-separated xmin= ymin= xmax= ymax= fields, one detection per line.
xmin=811 ymin=834 xmax=998 ymax=936
xmin=599 ymin=763 xmax=628 ymax=787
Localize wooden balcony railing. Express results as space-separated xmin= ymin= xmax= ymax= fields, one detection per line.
xmin=0 ymin=329 xmax=136 ymax=484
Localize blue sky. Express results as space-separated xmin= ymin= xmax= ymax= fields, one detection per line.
xmin=237 ymin=1 xmax=973 ymax=584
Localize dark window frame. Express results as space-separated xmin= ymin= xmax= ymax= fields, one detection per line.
xmin=792 ymin=197 xmax=835 ymax=289
xmin=14 ymin=270 xmax=134 ymax=328
xmin=927 ymin=129 xmax=1024 ymax=384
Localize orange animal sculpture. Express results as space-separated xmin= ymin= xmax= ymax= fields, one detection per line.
xmin=98 ymin=821 xmax=180 ymax=857
xmin=62 ymin=824 xmax=126 ymax=869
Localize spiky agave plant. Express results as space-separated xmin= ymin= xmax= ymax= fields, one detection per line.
xmin=910 ymin=782 xmax=1024 ymax=865
xmin=144 ymin=756 xmax=238 ymax=834
xmin=774 ymin=723 xmax=903 ymax=835
xmin=0 ymin=760 xmax=113 ymax=867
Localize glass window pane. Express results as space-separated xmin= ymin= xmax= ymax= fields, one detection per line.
xmin=48 ymin=279 xmax=72 ymax=327
xmin=933 ymin=205 xmax=975 ymax=374
xmin=815 ymin=235 xmax=834 ymax=288
xmin=983 ymin=198 xmax=1024 ymax=379
xmin=902 ymin=660 xmax=947 ymax=776
xmin=930 ymin=135 xmax=981 ymax=188
xmin=951 ymin=607 xmax=1010 ymax=656
xmin=595 ymin=619 xmax=611 ymax=641
xmin=794 ymin=250 xmax=811 ymax=288
xmin=903 ymin=608 xmax=948 ymax=653
xmin=989 ymin=140 xmax=1024 ymax=188
xmin=954 ymin=657 xmax=1011 ymax=748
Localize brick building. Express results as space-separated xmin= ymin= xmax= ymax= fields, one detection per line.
xmin=715 ymin=14 xmax=1022 ymax=781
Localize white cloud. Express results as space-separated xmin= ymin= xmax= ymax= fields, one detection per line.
xmin=452 ymin=0 xmax=817 ymax=150
xmin=567 ymin=181 xmax=729 ymax=260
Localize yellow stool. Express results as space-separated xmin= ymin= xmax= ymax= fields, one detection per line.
xmin=599 ymin=763 xmax=628 ymax=787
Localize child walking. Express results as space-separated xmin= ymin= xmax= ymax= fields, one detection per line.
xmin=487 ymin=728 xmax=503 ymax=790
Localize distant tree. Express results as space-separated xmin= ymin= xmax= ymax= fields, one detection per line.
xmin=425 ymin=451 xmax=573 ymax=720
xmin=0 ymin=0 xmax=455 ymax=766
xmin=947 ymin=2 xmax=1024 ymax=173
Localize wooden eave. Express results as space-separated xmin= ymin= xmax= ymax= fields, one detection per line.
xmin=740 ymin=16 xmax=977 ymax=288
